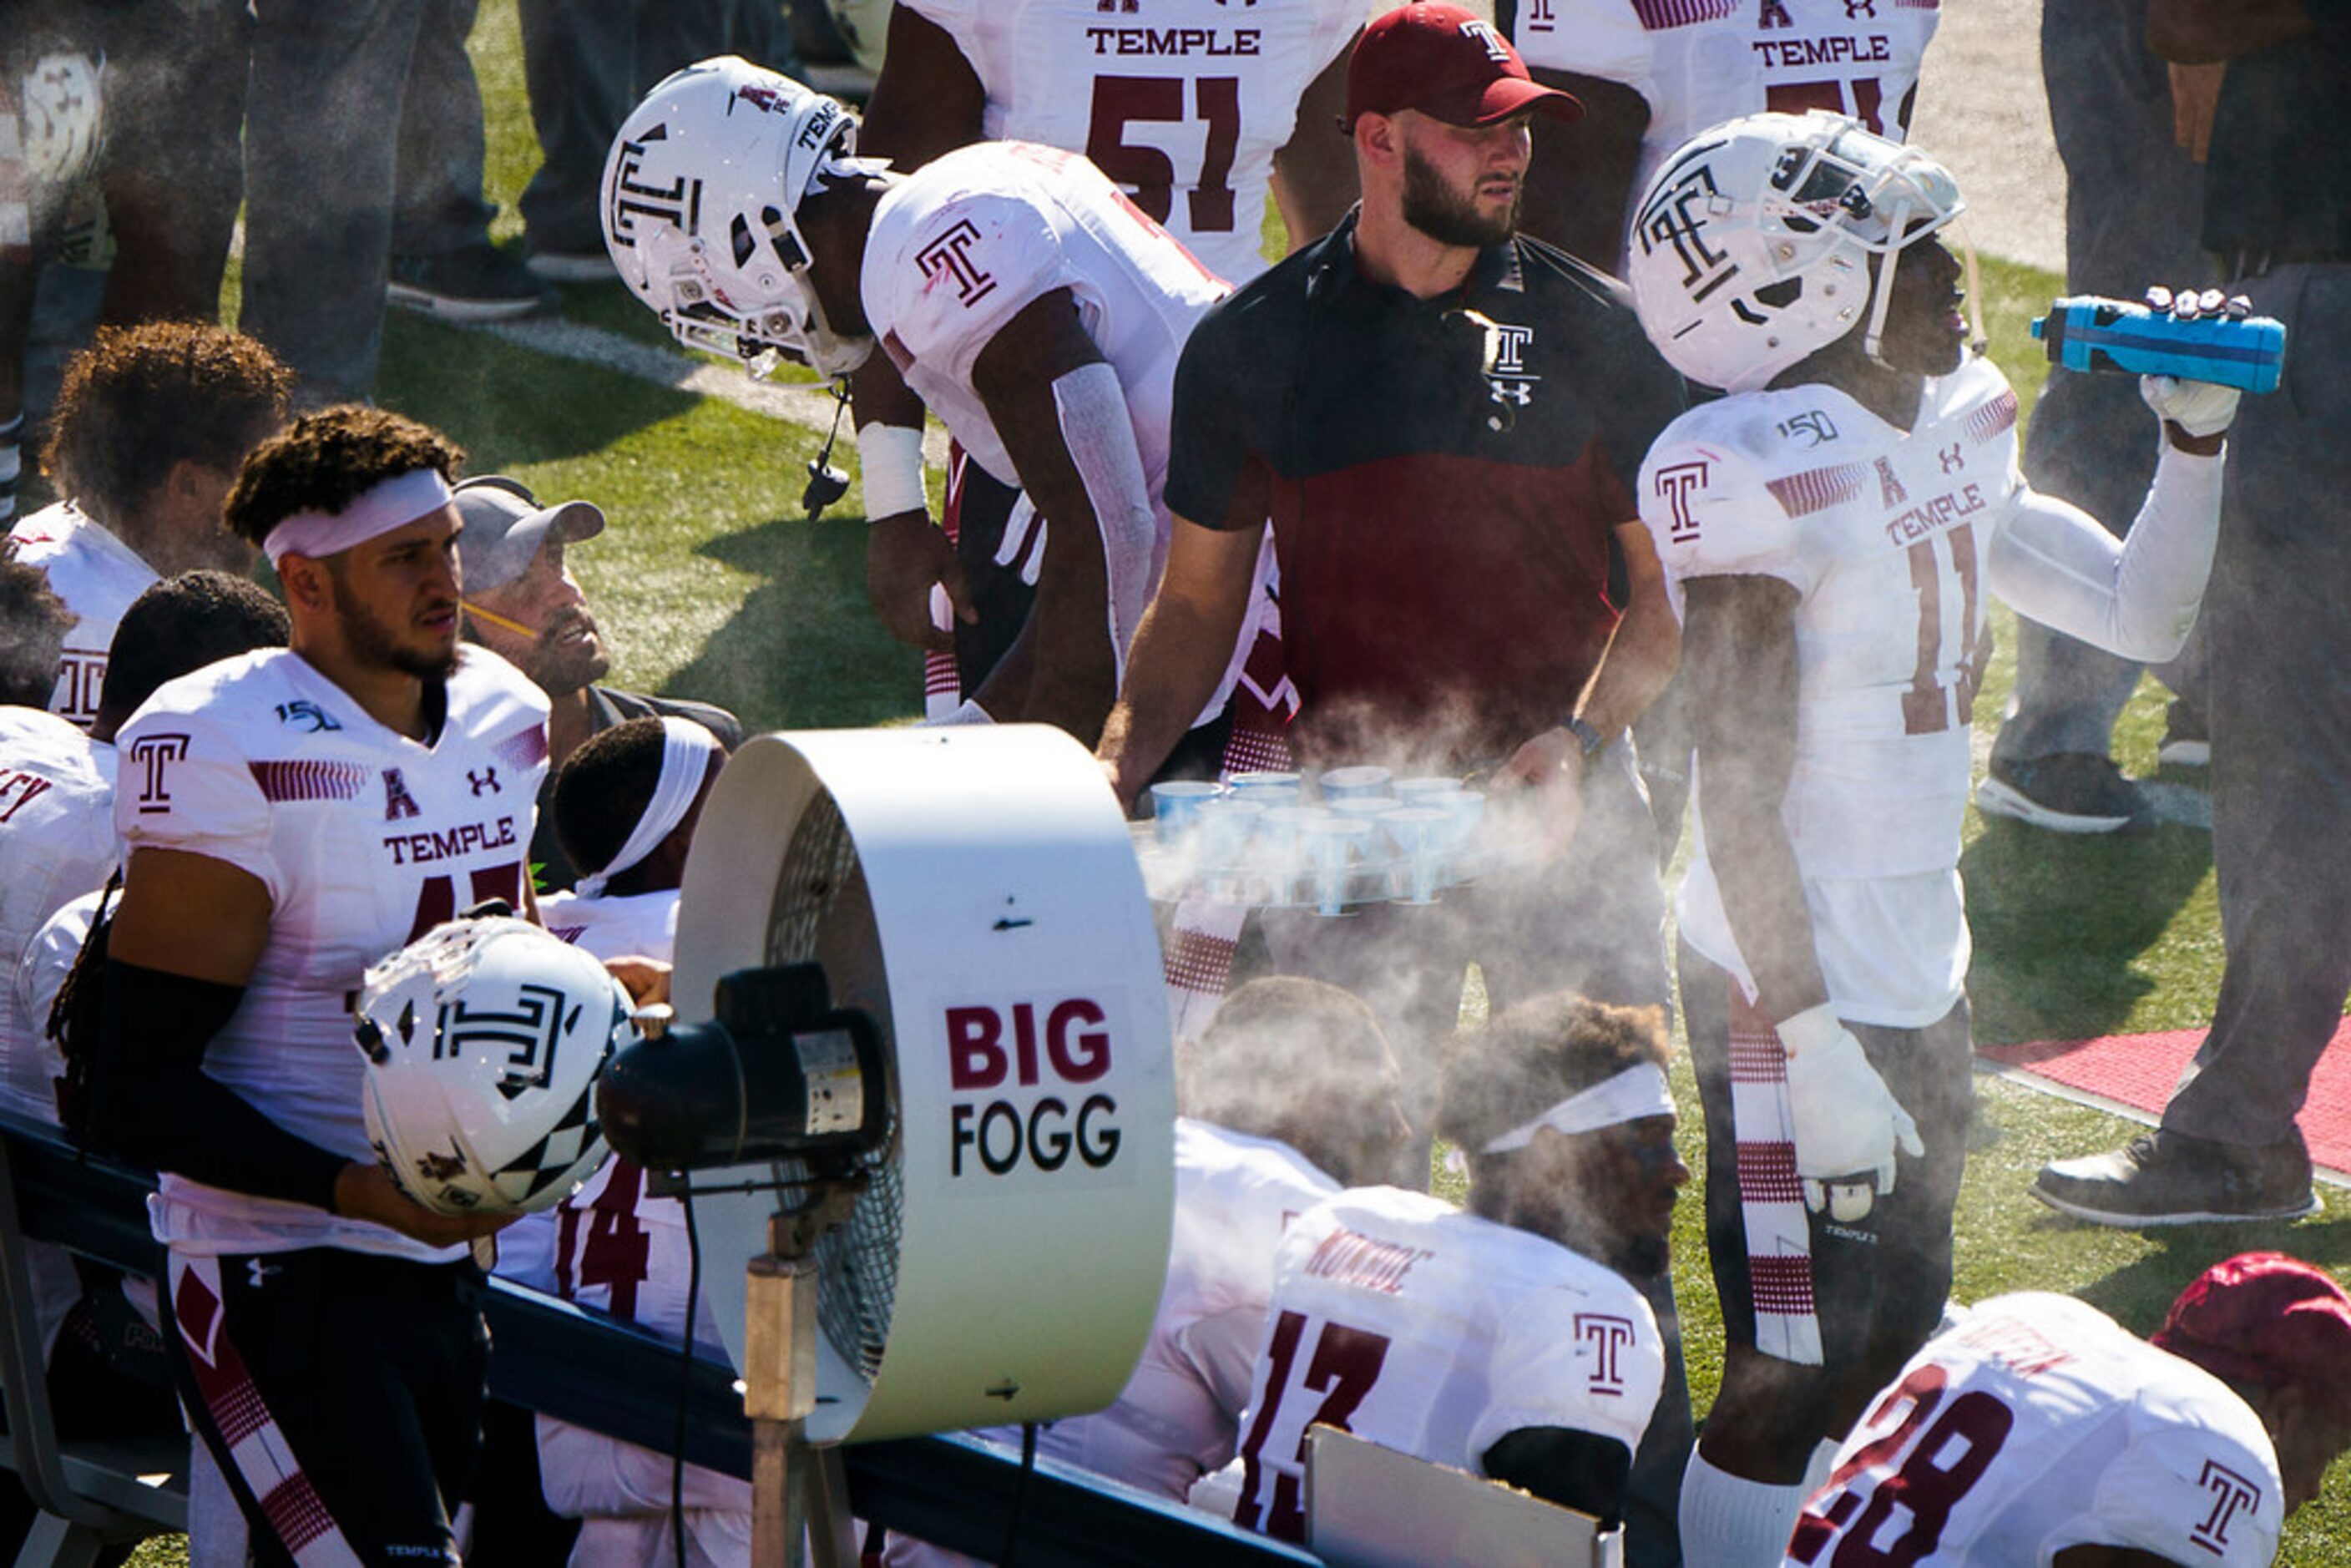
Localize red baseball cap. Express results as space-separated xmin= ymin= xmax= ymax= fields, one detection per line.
xmin=2152 ymin=1253 xmax=2351 ymax=1424
xmin=1343 ymin=3 xmax=1583 ymax=132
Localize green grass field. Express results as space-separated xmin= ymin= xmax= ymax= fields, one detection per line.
xmin=114 ymin=3 xmax=2351 ymax=1561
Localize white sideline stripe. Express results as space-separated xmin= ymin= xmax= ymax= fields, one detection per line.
xmin=1974 ymin=1061 xmax=2351 ymax=1191
xmin=469 ymin=315 xmax=953 ymax=468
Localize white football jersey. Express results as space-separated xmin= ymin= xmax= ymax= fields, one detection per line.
xmin=1036 ymin=1119 xmax=1339 ymax=1499
xmin=1513 ymin=0 xmax=1939 ymax=257
xmin=538 ymin=887 xmax=678 ymax=965
xmin=11 ymin=889 xmax=104 ymax=1363
xmin=8 ymin=502 xmax=159 ymax=730
xmin=1786 ymin=1292 xmax=2284 ymax=1566
xmin=1640 ymin=354 xmax=2023 ymax=1027
xmin=1232 ymin=1185 xmax=1663 ymax=1544
xmin=863 ymin=139 xmax=1227 ymax=500
xmin=0 ymin=707 xmax=115 ymax=1125
xmin=114 ymin=647 xmax=550 ymax=1262
xmin=902 ymin=0 xmax=1366 ymax=285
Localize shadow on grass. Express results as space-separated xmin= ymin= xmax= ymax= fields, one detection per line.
xmin=1963 ymin=814 xmax=2214 ymax=1047
xmin=663 ymin=513 xmax=920 ymax=733
xmin=2064 ymin=1216 xmax=2351 ymax=1335
xmin=378 ymin=310 xmax=698 ymax=465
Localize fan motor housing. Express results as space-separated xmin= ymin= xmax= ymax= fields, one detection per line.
xmin=675 ymin=725 xmax=1178 ymax=1444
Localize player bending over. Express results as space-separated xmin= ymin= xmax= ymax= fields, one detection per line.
xmin=603 ymin=58 xmax=1269 ymax=754
xmin=1786 ymin=1254 xmax=2351 ymax=1565
xmin=1622 ymin=111 xmax=2238 ymax=1563
xmin=1229 ymin=993 xmax=1688 ymax=1550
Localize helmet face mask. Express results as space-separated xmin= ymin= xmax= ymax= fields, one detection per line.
xmin=601 ymin=57 xmax=880 ymax=382
xmin=1628 ymin=112 xmax=1966 ymax=394
xmin=356 ymin=916 xmax=635 ymax=1216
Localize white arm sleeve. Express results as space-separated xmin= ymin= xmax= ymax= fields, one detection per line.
xmin=1987 ymin=443 xmax=2223 ymax=665
xmin=1050 ymin=361 xmax=1159 ymax=669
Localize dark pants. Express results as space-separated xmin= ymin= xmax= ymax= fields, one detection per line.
xmin=163 ymin=1247 xmax=489 ymax=1566
xmin=1992 ymin=0 xmax=2212 ymax=768
xmin=2162 ymin=260 xmax=2351 ymax=1148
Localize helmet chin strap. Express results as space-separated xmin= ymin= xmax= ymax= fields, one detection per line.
xmin=1859 ymin=196 xmax=1914 ymax=368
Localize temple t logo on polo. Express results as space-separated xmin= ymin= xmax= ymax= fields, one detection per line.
xmin=1524 ymin=0 xmax=1559 ymax=29
xmin=918 ymin=220 xmax=998 ymax=308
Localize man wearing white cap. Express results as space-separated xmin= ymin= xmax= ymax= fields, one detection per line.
xmin=453 ymin=475 xmax=741 ymax=891
xmin=88 ymin=406 xmax=547 ymax=1565
xmin=1231 ymin=993 xmax=1687 ymax=1552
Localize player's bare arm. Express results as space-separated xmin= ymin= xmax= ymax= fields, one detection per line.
xmin=2149 ymin=0 xmax=2312 ymax=64
xmin=97 ymin=847 xmax=506 ymax=1248
xmin=1514 ymin=68 xmax=1650 ymax=266
xmin=852 ymin=352 xmax=969 ymax=652
xmin=968 ymin=286 xmax=1155 ymax=740
xmin=855 ymin=4 xmax=990 ymax=171
xmin=1494 ymin=518 xmax=1679 ymax=857
xmin=1269 ymin=43 xmax=1363 ymax=252
xmin=1681 ymin=574 xmax=1827 ymax=1020
xmin=1097 ymin=515 xmax=1263 ymax=812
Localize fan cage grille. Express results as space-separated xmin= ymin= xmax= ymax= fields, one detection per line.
xmin=765 ymin=787 xmax=902 ymax=1390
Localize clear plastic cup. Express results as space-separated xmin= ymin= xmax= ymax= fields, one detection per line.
xmin=1150 ymin=780 xmax=1222 ymax=844
xmin=1393 ymin=776 xmax=1464 ymax=802
xmin=1193 ymin=798 xmax=1265 ymax=868
xmin=1301 ymin=817 xmax=1374 ymax=916
xmin=1227 ymin=770 xmax=1303 ymax=805
xmin=1381 ymin=807 xmax=1451 ymax=904
xmin=1318 ymin=765 xmax=1393 ymax=802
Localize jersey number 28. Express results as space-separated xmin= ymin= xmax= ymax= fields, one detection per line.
xmin=1787 ymin=1363 xmax=2015 ymax=1565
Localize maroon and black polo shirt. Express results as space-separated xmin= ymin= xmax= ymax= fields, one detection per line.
xmin=1165 ymin=215 xmax=1685 ymax=766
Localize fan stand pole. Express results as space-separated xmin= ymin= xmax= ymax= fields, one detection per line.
xmin=745 ymin=1191 xmax=862 ymax=1568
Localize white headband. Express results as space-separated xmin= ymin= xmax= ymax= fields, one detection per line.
xmin=262 ymin=468 xmax=453 ymax=568
xmin=1479 ymin=1063 xmax=1675 ymax=1155
xmin=574 ymin=717 xmax=720 ymax=898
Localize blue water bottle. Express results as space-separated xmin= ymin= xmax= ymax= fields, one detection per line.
xmin=2031 ymin=291 xmax=2287 ymax=394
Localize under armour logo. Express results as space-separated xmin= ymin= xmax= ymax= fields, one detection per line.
xmin=2192 ymin=1461 xmax=2262 ymax=1553
xmin=1759 ymin=0 xmax=1793 ymax=26
xmin=1095 ymin=0 xmax=1138 ymax=10
xmin=604 ymin=131 xmax=702 ymax=251
xmin=1876 ymin=456 xmax=1909 ymax=507
xmin=1489 ymin=379 xmax=1536 ymax=407
xmin=1843 ymin=0 xmax=1878 ymax=16
xmin=1636 ymin=164 xmax=1739 ymax=304
xmin=1654 ymin=462 xmax=1710 ymax=544
xmin=1458 ymin=18 xmax=1513 ymax=63
xmin=917 ymin=220 xmax=998 ymax=308
xmin=1777 ymin=409 xmax=1839 ymax=447
xmin=1938 ymin=443 xmax=1964 ymax=474
xmin=382 ymin=767 xmax=422 ymax=822
xmin=245 ymin=1259 xmax=280 ymax=1289
xmin=1576 ymin=1313 xmax=1636 ymax=1396
xmin=1524 ymin=0 xmax=1558 ymax=27
xmin=468 ymin=766 xmax=501 ymax=797
xmin=275 ymin=699 xmax=343 ymax=733
xmin=129 ymin=733 xmax=190 ymax=815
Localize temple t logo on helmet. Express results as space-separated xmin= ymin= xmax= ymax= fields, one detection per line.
xmin=599 ymin=56 xmax=884 ymax=382
xmin=1627 ymin=111 xmax=1967 ymax=394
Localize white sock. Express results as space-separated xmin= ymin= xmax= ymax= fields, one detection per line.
xmin=1679 ymin=1449 xmax=1810 ymax=1567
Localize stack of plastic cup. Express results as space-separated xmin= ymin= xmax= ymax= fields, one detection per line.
xmin=1228 ymin=770 xmax=1302 ymax=805
xmin=1319 ymin=765 xmax=1393 ymax=803
xmin=1150 ymin=780 xmax=1221 ymax=846
xmin=1302 ymin=816 xmax=1374 ymax=916
xmin=1194 ymin=798 xmax=1264 ymax=900
xmin=1256 ymin=805 xmax=1324 ymax=905
xmin=1382 ymin=807 xmax=1451 ymax=904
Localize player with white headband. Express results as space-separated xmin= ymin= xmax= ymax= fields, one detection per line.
xmin=89 ymin=406 xmax=554 ymax=1564
xmin=1229 ymin=993 xmax=1688 ymax=1555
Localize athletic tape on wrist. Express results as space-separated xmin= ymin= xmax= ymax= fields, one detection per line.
xmin=856 ymin=422 xmax=928 ymax=522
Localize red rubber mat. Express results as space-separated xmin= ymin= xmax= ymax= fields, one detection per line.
xmin=1979 ymin=1019 xmax=2351 ymax=1179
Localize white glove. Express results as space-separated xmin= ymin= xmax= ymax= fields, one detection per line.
xmin=1778 ymin=1004 xmax=1924 ymax=1219
xmin=2141 ymin=374 xmax=2240 ymax=438
xmin=991 ymin=495 xmax=1047 ymax=586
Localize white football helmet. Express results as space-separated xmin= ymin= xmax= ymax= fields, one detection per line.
xmin=1626 ymin=112 xmax=1966 ymax=394
xmin=601 ymin=56 xmax=880 ymax=381
xmin=11 ymin=50 xmax=105 ymax=188
xmin=356 ymin=916 xmax=632 ymax=1216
